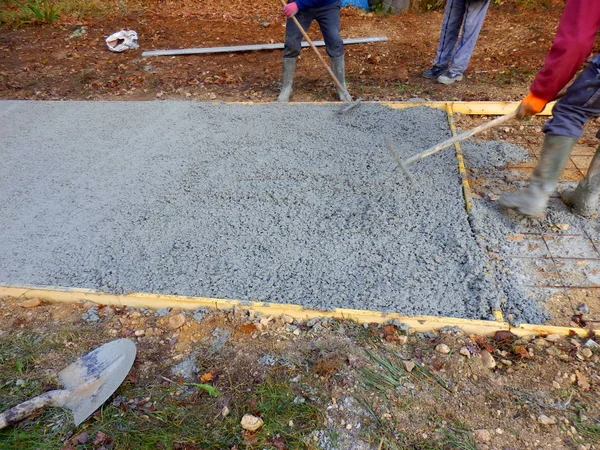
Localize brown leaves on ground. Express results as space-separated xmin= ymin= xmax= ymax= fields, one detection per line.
xmin=313 ymin=351 xmax=345 ymax=377
xmin=576 ymin=370 xmax=591 ymax=391
xmin=513 ymin=345 xmax=531 ymax=359
xmin=200 ymin=372 xmax=214 ymax=383
xmin=237 ymin=323 xmax=257 ymax=334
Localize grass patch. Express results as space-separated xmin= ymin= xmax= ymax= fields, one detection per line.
xmin=575 ymin=419 xmax=600 ymax=442
xmin=0 ymin=337 xmax=324 ymax=450
xmin=0 ymin=0 xmax=60 ymax=26
xmin=441 ymin=422 xmax=477 ymax=450
xmin=0 ymin=0 xmax=138 ymax=26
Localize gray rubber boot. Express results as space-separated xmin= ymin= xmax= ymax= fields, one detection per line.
xmin=561 ymin=145 xmax=600 ymax=217
xmin=499 ymin=134 xmax=577 ymax=217
xmin=331 ymin=55 xmax=351 ymax=102
xmin=277 ymin=58 xmax=297 ymax=102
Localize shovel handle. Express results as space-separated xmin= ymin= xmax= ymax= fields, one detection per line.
xmin=0 ymin=390 xmax=70 ymax=429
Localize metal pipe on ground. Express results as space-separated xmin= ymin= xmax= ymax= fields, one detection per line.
xmin=141 ymin=37 xmax=388 ymax=57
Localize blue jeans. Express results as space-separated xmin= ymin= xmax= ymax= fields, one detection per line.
xmin=283 ymin=1 xmax=343 ymax=59
xmin=544 ymin=59 xmax=600 ymax=139
xmin=433 ymin=0 xmax=490 ymax=75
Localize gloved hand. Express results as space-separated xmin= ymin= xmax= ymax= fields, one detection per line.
xmin=283 ymin=2 xmax=299 ymax=16
xmin=517 ymin=92 xmax=548 ymax=119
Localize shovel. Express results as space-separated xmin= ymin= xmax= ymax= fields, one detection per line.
xmin=0 ymin=338 xmax=136 ymax=429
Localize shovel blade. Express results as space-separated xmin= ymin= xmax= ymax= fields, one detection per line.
xmin=58 ymin=339 xmax=136 ymax=425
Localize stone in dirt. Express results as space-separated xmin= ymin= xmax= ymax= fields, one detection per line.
xmin=172 ymin=353 xmax=198 ymax=380
xmin=402 ymin=360 xmax=415 ymax=373
xmin=20 ymin=298 xmax=41 ymax=308
xmin=241 ymin=414 xmax=263 ymax=432
xmin=538 ymin=415 xmax=556 ymax=425
xmin=168 ymin=313 xmax=186 ymax=329
xmin=156 ymin=308 xmax=171 ymax=317
xmin=81 ymin=307 xmax=100 ymax=323
xmin=473 ymin=429 xmax=492 ymax=443
xmin=545 ymin=334 xmax=562 ymax=343
xmin=435 ymin=344 xmax=450 ymax=354
xmin=481 ymin=350 xmax=496 ymax=369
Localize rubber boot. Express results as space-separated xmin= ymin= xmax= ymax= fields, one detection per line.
xmin=561 ymin=145 xmax=600 ymax=217
xmin=331 ymin=55 xmax=351 ymax=102
xmin=277 ymin=58 xmax=297 ymax=102
xmin=498 ymin=135 xmax=577 ymax=217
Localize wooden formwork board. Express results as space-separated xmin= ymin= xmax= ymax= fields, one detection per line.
xmin=0 ymin=284 xmax=591 ymax=338
xmin=380 ymin=101 xmax=555 ymax=116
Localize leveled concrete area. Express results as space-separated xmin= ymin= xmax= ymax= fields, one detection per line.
xmin=0 ymin=101 xmax=528 ymax=320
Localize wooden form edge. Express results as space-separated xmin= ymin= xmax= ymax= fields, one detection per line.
xmin=380 ymin=101 xmax=556 ymax=116
xmin=0 ymin=284 xmax=590 ymax=338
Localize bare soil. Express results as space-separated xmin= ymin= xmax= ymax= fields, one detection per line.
xmin=0 ymin=296 xmax=599 ymax=449
xmin=0 ymin=1 xmax=582 ymax=103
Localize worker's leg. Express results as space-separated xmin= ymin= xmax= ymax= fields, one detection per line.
xmin=425 ymin=0 xmax=466 ymax=78
xmin=315 ymin=1 xmax=349 ymax=101
xmin=499 ymin=61 xmax=600 ymax=217
xmin=548 ymin=61 xmax=600 ymax=215
xmin=278 ymin=9 xmax=315 ymax=102
xmin=562 ymin=141 xmax=600 ymax=217
xmin=445 ymin=0 xmax=490 ymax=77
xmin=499 ymin=135 xmax=576 ymax=217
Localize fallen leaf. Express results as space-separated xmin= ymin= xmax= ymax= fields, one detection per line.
xmin=268 ymin=435 xmax=287 ymax=450
xmin=576 ymin=371 xmax=591 ymax=391
xmin=238 ymin=323 xmax=257 ymax=334
xmin=572 ymin=314 xmax=587 ymax=327
xmin=200 ymin=372 xmax=214 ymax=383
xmin=507 ymin=234 xmax=524 ymax=242
xmin=382 ymin=325 xmax=396 ymax=336
xmin=469 ymin=334 xmax=488 ymax=347
xmin=93 ymin=431 xmax=111 ymax=446
xmin=71 ymin=432 xmax=89 ymax=445
xmin=513 ymin=345 xmax=531 ymax=359
xmin=493 ymin=330 xmax=517 ymax=344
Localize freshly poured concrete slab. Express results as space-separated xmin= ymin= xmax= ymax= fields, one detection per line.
xmin=1 ymin=101 xmax=511 ymax=319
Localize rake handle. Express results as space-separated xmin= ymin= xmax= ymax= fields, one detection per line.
xmin=0 ymin=390 xmax=70 ymax=429
xmin=280 ymin=0 xmax=350 ymax=100
xmin=404 ymin=108 xmax=519 ymax=166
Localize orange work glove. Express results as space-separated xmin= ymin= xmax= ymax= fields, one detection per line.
xmin=516 ymin=92 xmax=549 ymax=119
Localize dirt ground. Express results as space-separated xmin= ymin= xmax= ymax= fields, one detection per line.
xmin=0 ymin=296 xmax=598 ymax=450
xmin=2 ymin=3 xmax=600 ymax=449
xmin=0 ymin=1 xmax=586 ymax=103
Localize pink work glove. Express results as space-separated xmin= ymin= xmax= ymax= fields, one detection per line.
xmin=283 ymin=2 xmax=299 ymax=17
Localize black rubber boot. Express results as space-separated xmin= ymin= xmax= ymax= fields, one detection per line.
xmin=562 ymin=145 xmax=600 ymax=217
xmin=330 ymin=55 xmax=351 ymax=102
xmin=499 ymin=135 xmax=577 ymax=217
xmin=277 ymin=58 xmax=297 ymax=102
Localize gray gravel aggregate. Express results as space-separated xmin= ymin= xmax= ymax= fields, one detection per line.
xmin=0 ymin=101 xmax=514 ymax=319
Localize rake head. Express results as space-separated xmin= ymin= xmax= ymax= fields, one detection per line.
xmin=384 ymin=138 xmax=415 ymax=184
xmin=336 ymin=98 xmax=362 ymax=115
